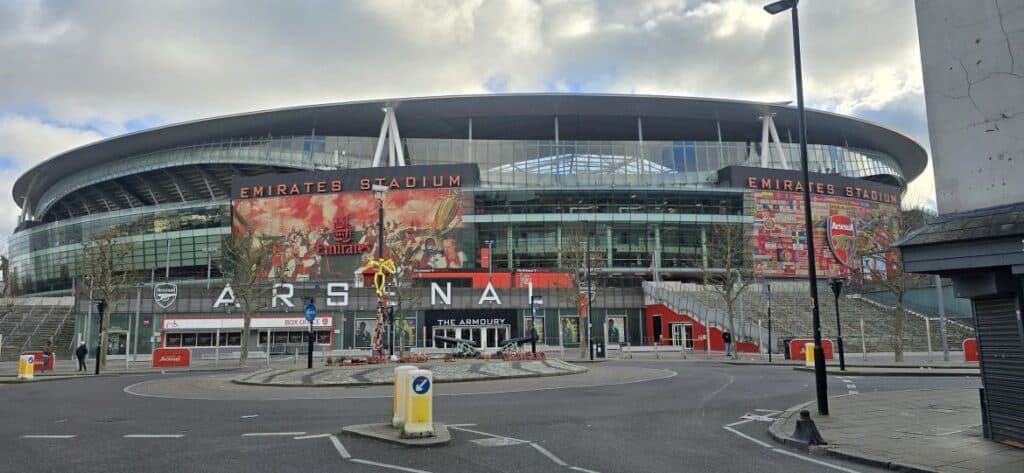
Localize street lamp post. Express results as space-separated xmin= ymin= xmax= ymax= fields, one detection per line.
xmin=372 ymin=184 xmax=390 ymax=358
xmin=829 ymin=279 xmax=846 ymax=371
xmin=530 ymin=295 xmax=543 ymax=354
xmin=585 ymin=233 xmax=594 ymax=361
xmin=765 ymin=0 xmax=829 ymax=415
xmin=95 ymin=299 xmax=106 ymax=375
xmin=484 ymin=240 xmax=494 ymax=282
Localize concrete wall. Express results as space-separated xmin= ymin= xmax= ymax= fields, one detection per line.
xmin=916 ymin=0 xmax=1024 ymax=213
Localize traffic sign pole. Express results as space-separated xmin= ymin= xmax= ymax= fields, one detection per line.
xmin=305 ymin=300 xmax=317 ymax=369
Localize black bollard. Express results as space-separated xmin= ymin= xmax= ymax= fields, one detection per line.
xmin=791 ymin=410 xmax=827 ymax=445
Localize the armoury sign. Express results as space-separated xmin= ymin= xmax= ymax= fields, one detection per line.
xmin=717 ymin=166 xmax=901 ymax=205
xmin=232 ymin=164 xmax=479 ymax=200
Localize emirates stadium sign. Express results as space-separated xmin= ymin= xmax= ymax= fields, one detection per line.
xmin=827 ymin=215 xmax=856 ymax=267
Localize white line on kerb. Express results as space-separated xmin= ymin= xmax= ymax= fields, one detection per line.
xmin=449 ymin=425 xmax=529 ymax=444
xmin=294 ymin=433 xmax=330 ymax=440
xmin=771 ymin=448 xmax=863 ymax=473
xmin=350 ymin=458 xmax=432 ymax=473
xmin=722 ymin=425 xmax=773 ymax=449
xmin=123 ymin=434 xmax=184 ymax=438
xmin=242 ymin=432 xmax=306 ymax=437
xmin=20 ymin=435 xmax=76 ymax=439
xmin=530 ymin=443 xmax=568 ymax=467
xmin=329 ymin=434 xmax=351 ymax=459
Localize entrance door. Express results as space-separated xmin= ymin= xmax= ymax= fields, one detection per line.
xmin=652 ymin=316 xmax=663 ymax=344
xmin=670 ymin=323 xmax=694 ymax=348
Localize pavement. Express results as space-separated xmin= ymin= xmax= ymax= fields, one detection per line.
xmin=232 ymin=359 xmax=586 ymax=386
xmin=769 ymin=389 xmax=1024 ymax=473
xmin=0 ymin=357 xmax=984 ymax=473
xmin=792 ymin=366 xmax=978 ymax=377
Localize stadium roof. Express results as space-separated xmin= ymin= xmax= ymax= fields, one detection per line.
xmin=13 ymin=93 xmax=928 ymax=209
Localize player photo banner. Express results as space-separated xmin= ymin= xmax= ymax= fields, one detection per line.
xmin=232 ymin=166 xmax=477 ymax=283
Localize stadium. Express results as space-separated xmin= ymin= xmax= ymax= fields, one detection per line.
xmin=6 ymin=94 xmax=970 ymax=360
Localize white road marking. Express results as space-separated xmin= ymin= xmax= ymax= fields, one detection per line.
xmin=771 ymin=447 xmax=863 ymax=473
xmin=329 ymin=434 xmax=351 ymax=459
xmin=242 ymin=432 xmax=306 ymax=437
xmin=20 ymin=435 xmax=76 ymax=439
xmin=753 ymin=409 xmax=783 ymax=415
xmin=241 ymin=414 xmax=259 ymax=419
xmin=449 ymin=425 xmax=529 ymax=443
xmin=350 ymin=458 xmax=432 ymax=473
xmin=569 ymin=466 xmax=603 ymax=473
xmin=849 ymin=390 xmax=859 ymax=395
xmin=530 ymin=443 xmax=568 ymax=467
xmin=123 ymin=434 xmax=184 ymax=438
xmin=722 ymin=425 xmax=773 ymax=448
xmin=446 ymin=423 xmax=477 ymax=427
xmin=741 ymin=413 xmax=776 ymax=422
xmin=725 ymin=419 xmax=753 ymax=428
xmin=294 ymin=433 xmax=330 ymax=440
xmin=840 ymin=379 xmax=853 ymax=383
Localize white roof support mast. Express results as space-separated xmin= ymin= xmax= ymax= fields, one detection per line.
xmin=759 ymin=113 xmax=791 ymax=170
xmin=371 ymin=107 xmax=407 ymax=167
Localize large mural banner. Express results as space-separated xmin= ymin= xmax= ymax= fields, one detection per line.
xmin=231 ymin=165 xmax=477 ymax=283
xmin=748 ymin=191 xmax=900 ymax=279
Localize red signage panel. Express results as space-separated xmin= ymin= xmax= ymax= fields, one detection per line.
xmin=788 ymin=339 xmax=835 ymax=360
xmin=962 ymin=338 xmax=979 ymax=362
xmin=152 ymin=348 xmax=191 ymax=368
xmin=23 ymin=351 xmax=55 ymax=371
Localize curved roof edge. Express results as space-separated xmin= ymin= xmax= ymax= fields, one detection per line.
xmin=13 ymin=93 xmax=928 ymax=209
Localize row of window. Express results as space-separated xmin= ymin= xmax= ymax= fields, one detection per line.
xmin=163 ymin=330 xmax=331 ymax=347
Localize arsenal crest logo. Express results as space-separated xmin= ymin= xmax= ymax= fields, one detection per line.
xmin=154 ymin=283 xmax=178 ymax=309
xmin=827 ymin=215 xmax=856 ymax=267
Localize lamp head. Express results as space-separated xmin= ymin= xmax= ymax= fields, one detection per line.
xmin=764 ymin=0 xmax=796 ymax=14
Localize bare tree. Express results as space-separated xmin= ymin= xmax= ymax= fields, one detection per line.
xmin=81 ymin=226 xmax=143 ymax=368
xmin=384 ymin=239 xmax=426 ymax=356
xmin=849 ymin=208 xmax=930 ymax=362
xmin=558 ymin=224 xmax=596 ymax=357
xmin=700 ymin=222 xmax=755 ymax=358
xmin=219 ymin=220 xmax=279 ymax=367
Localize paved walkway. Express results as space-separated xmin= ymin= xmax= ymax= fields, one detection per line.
xmin=770 ymin=389 xmax=1024 ymax=473
xmin=233 ymin=359 xmax=586 ymax=386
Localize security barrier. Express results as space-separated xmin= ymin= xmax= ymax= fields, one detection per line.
xmin=18 ymin=354 xmax=35 ymax=380
xmin=392 ymin=366 xmax=418 ymax=428
xmin=402 ymin=369 xmax=434 ymax=438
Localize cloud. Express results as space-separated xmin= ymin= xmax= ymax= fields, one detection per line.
xmin=0 ymin=0 xmax=934 ymax=235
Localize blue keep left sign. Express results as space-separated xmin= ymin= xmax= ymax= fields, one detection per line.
xmin=305 ymin=303 xmax=317 ymax=322
xmin=411 ymin=376 xmax=431 ymax=395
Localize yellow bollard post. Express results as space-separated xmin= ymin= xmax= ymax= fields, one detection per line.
xmin=18 ymin=354 xmax=35 ymax=380
xmin=805 ymin=342 xmax=815 ymax=367
xmin=392 ymin=365 xmax=418 ymax=428
xmin=402 ymin=369 xmax=434 ymax=438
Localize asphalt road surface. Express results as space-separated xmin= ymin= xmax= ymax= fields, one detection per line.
xmin=0 ymin=360 xmax=978 ymax=473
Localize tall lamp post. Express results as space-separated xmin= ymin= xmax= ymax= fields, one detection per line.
xmin=95 ymin=299 xmax=106 ymax=375
xmin=829 ymin=279 xmax=846 ymax=371
xmin=372 ymin=184 xmax=390 ymax=358
xmin=765 ymin=0 xmax=829 ymax=415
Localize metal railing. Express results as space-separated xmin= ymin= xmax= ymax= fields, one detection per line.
xmin=643 ymin=281 xmax=766 ymax=348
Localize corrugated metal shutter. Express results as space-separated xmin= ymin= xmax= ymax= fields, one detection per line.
xmin=974 ymin=297 xmax=1024 ymax=444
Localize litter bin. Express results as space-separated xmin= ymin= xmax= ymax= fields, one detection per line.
xmin=594 ymin=340 xmax=606 ymax=358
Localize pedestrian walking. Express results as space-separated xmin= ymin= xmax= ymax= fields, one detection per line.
xmin=723 ymin=330 xmax=733 ymax=357
xmin=75 ymin=341 xmax=89 ymax=372
xmin=524 ymin=319 xmax=540 ymax=352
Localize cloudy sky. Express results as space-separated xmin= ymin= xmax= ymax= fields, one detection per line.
xmin=0 ymin=0 xmax=932 ymax=240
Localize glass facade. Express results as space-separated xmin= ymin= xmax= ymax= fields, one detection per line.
xmin=11 ymin=131 xmax=906 ymax=296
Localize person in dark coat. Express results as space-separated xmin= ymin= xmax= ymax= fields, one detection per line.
xmin=75 ymin=341 xmax=89 ymax=372
xmin=723 ymin=330 xmax=733 ymax=357
xmin=527 ymin=319 xmax=538 ymax=354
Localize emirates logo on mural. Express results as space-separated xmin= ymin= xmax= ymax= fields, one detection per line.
xmin=333 ymin=217 xmax=353 ymax=243
xmin=827 ymin=215 xmax=856 ymax=267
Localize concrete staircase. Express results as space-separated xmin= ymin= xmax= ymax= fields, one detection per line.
xmin=0 ymin=297 xmax=76 ymax=361
xmin=643 ymin=281 xmax=974 ymax=354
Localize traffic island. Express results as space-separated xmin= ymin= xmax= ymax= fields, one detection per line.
xmin=231 ymin=359 xmax=586 ymax=387
xmin=342 ymin=423 xmax=452 ymax=447
xmin=768 ymin=390 xmax=1024 ymax=473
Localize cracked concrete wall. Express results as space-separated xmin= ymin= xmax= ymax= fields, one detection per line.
xmin=917 ymin=0 xmax=1024 ymax=213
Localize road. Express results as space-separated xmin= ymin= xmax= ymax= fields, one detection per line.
xmin=0 ymin=360 xmax=978 ymax=473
